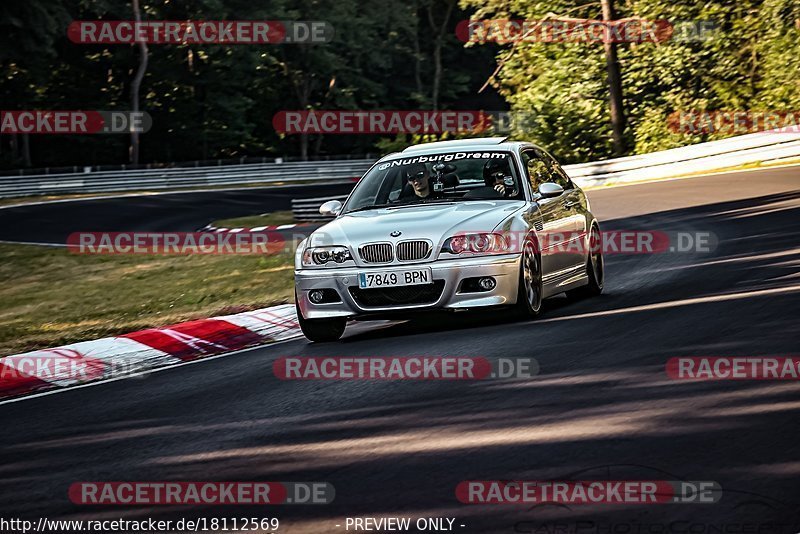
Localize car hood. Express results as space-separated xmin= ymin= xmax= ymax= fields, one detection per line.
xmin=308 ymin=201 xmax=526 ymax=248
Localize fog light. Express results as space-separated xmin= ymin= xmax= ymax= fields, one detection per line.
xmin=478 ymin=277 xmax=496 ymax=291
xmin=308 ymin=290 xmax=325 ymax=304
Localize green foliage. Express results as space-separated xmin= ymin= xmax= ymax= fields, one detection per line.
xmin=2 ymin=0 xmax=795 ymax=167
xmin=459 ymin=0 xmax=800 ymax=162
xmin=0 ymin=0 xmax=500 ymax=168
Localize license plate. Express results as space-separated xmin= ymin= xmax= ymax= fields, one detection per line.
xmin=358 ymin=268 xmax=433 ymax=289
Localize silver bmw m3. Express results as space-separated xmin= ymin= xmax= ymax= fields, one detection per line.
xmin=294 ymin=137 xmax=604 ymax=342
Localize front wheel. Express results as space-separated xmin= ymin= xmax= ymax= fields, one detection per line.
xmin=567 ymin=224 xmax=604 ymax=299
xmin=295 ymin=298 xmax=346 ymax=342
xmin=516 ymin=241 xmax=543 ymax=317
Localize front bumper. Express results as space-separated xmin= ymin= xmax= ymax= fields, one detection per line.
xmin=295 ymin=253 xmax=522 ymax=319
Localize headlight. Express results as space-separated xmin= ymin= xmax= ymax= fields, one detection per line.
xmin=302 ymin=246 xmax=352 ymax=266
xmin=442 ymin=233 xmax=510 ymax=255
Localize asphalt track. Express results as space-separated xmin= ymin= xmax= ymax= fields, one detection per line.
xmin=1 ymin=166 xmax=799 ymax=533
xmin=0 ymin=182 xmax=354 ymax=244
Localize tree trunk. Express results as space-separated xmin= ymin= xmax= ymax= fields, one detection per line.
xmin=298 ymin=134 xmax=308 ymax=161
xmin=413 ymin=4 xmax=423 ymax=100
xmin=21 ymin=133 xmax=31 ymax=167
xmin=130 ymin=0 xmax=149 ymax=164
xmin=292 ymin=78 xmax=312 ymax=161
xmin=431 ymin=37 xmax=442 ymax=112
xmin=10 ymin=134 xmax=19 ymax=163
xmin=427 ymin=0 xmax=456 ymax=112
xmin=601 ymin=0 xmax=626 ymax=156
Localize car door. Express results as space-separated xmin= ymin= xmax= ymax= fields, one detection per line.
xmin=521 ymin=148 xmax=575 ymax=276
xmin=541 ymin=150 xmax=587 ymax=271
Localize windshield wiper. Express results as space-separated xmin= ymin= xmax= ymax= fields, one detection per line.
xmin=418 ymin=198 xmax=458 ymax=204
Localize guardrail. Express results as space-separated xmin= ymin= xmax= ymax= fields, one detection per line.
xmin=0 ymin=159 xmax=374 ymax=198
xmin=0 ymin=154 xmax=378 ymax=178
xmin=566 ymin=129 xmax=800 ymax=186
xmin=291 ymin=195 xmax=350 ymax=222
xmin=2 ymin=129 xmax=798 ymax=200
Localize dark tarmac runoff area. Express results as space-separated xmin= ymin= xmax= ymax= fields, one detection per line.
xmin=0 ymin=182 xmax=355 ymax=244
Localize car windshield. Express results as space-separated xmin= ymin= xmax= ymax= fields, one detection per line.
xmin=342 ymin=151 xmax=522 ymax=214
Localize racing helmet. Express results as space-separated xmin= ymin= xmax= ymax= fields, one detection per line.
xmin=483 ymin=158 xmax=510 ymax=186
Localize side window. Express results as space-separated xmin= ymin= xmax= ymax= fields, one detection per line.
xmin=556 ymin=167 xmax=573 ymax=189
xmin=383 ymin=168 xmax=406 ymax=202
xmin=542 ymin=151 xmax=573 ymax=190
xmin=521 ymin=149 xmax=552 ymax=192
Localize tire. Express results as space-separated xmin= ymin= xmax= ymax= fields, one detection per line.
xmin=567 ymin=224 xmax=604 ymax=299
xmin=516 ymin=240 xmax=543 ymax=317
xmin=295 ymin=298 xmax=346 ymax=342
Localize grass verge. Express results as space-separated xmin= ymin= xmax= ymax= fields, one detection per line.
xmin=0 ymin=243 xmax=295 ymax=356
xmin=210 ymin=210 xmax=296 ymax=229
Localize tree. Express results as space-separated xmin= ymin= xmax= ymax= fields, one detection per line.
xmin=129 ymin=0 xmax=148 ymax=164
xmin=459 ymin=0 xmax=800 ymax=162
xmin=0 ymin=0 xmax=502 ymax=167
xmin=0 ymin=0 xmax=71 ymax=167
xmin=601 ymin=0 xmax=626 ymax=155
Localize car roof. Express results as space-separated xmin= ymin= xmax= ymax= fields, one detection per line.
xmin=378 ymin=137 xmax=537 ymax=162
xmin=400 ymin=137 xmax=508 ymax=153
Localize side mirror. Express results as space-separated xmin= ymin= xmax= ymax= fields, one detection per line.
xmin=319 ymin=200 xmax=342 ymax=217
xmin=538 ymin=182 xmax=564 ymax=199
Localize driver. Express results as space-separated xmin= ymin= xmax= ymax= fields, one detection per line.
xmin=483 ymin=158 xmax=515 ymax=197
xmin=403 ymin=163 xmax=437 ymax=199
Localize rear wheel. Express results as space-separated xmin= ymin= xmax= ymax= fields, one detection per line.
xmin=567 ymin=224 xmax=604 ymax=299
xmin=517 ymin=240 xmax=543 ymax=317
xmin=295 ymin=298 xmax=346 ymax=342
